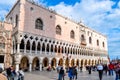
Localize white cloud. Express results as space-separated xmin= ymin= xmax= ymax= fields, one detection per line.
xmin=118 ymin=1 xmax=120 ymax=8
xmin=49 ymin=0 xmax=120 ymax=59
xmin=0 ymin=0 xmax=16 ymax=5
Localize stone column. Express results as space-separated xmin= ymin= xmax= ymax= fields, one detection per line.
xmin=14 ymin=44 xmax=16 ymax=54
xmin=63 ymin=59 xmax=65 ymax=69
xmin=35 ymin=44 xmax=37 ymax=54
xmin=40 ymin=44 xmax=42 ymax=54
xmin=74 ymin=59 xmax=76 ymax=66
xmin=49 ymin=58 xmax=51 ymax=67
xmin=39 ymin=63 xmax=42 ymax=71
xmin=29 ymin=63 xmax=32 ymax=72
xmin=15 ymin=63 xmax=19 ymax=72
xmin=56 ymin=59 xmax=59 ymax=67
xmin=69 ymin=59 xmax=71 ymax=67
xmin=30 ymin=43 xmax=32 ymax=54
xmin=79 ymin=60 xmax=81 ymax=71
xmin=48 ymin=46 xmax=50 ymax=55
xmin=17 ymin=43 xmax=20 ymax=53
xmin=24 ymin=44 xmax=26 ymax=53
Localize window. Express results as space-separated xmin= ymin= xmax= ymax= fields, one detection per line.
xmin=81 ymin=35 xmax=85 ymax=41
xmin=0 ymin=43 xmax=5 ymax=49
xmin=89 ymin=37 xmax=92 ymax=44
xmin=56 ymin=25 xmax=61 ymax=35
xmin=15 ymin=15 xmax=18 ymax=27
xmin=35 ymin=18 xmax=43 ymax=30
xmin=0 ymin=55 xmax=4 ymax=63
xmin=97 ymin=40 xmax=99 ymax=46
xmin=70 ymin=30 xmax=75 ymax=39
xmin=102 ymin=42 xmax=105 ymax=47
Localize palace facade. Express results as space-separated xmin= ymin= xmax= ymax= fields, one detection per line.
xmin=1 ymin=0 xmax=109 ymax=71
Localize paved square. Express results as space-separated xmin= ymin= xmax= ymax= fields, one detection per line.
xmin=24 ymin=71 xmax=115 ymax=80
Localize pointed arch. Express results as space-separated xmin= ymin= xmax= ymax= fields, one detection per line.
xmin=20 ymin=39 xmax=24 ymax=49
xmin=37 ymin=42 xmax=41 ymax=51
xmin=20 ymin=56 xmax=29 ymax=71
xmin=32 ymin=41 xmax=36 ymax=50
xmin=32 ymin=57 xmax=39 ymax=70
xmin=26 ymin=40 xmax=30 ymax=50
xmin=58 ymin=58 xmax=63 ymax=66
xmin=42 ymin=43 xmax=45 ymax=51
xmin=43 ymin=57 xmax=49 ymax=67
xmin=70 ymin=30 xmax=75 ymax=39
xmin=55 ymin=45 xmax=57 ymax=53
xmin=56 ymin=25 xmax=61 ymax=35
xmin=46 ymin=44 xmax=49 ymax=52
xmin=58 ymin=46 xmax=60 ymax=53
xmin=51 ymin=44 xmax=53 ymax=52
xmin=35 ymin=18 xmax=43 ymax=30
xmin=51 ymin=58 xmax=56 ymax=67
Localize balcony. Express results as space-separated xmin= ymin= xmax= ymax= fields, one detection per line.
xmin=80 ymin=41 xmax=87 ymax=46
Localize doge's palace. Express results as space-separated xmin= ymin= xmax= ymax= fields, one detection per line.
xmin=0 ymin=0 xmax=109 ymax=71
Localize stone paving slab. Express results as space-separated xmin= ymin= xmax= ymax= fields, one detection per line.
xmin=25 ymin=71 xmax=115 ymax=80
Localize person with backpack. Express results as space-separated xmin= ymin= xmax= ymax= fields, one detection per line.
xmin=18 ymin=68 xmax=24 ymax=80
xmin=6 ymin=67 xmax=12 ymax=80
xmin=58 ymin=67 xmax=65 ymax=80
xmin=73 ymin=66 xmax=78 ymax=80
xmin=68 ymin=67 xmax=73 ymax=80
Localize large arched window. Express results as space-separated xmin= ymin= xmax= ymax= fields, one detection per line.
xmin=56 ymin=25 xmax=61 ymax=35
xmin=81 ymin=35 xmax=85 ymax=41
xmin=89 ymin=37 xmax=92 ymax=44
xmin=70 ymin=30 xmax=75 ymax=39
xmin=97 ymin=40 xmax=99 ymax=46
xmin=35 ymin=18 xmax=43 ymax=30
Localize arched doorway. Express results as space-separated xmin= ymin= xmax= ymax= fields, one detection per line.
xmin=65 ymin=58 xmax=69 ymax=68
xmin=92 ymin=60 xmax=94 ymax=66
xmin=84 ymin=59 xmax=87 ymax=66
xmin=88 ymin=59 xmax=91 ymax=65
xmin=32 ymin=57 xmax=39 ymax=70
xmin=51 ymin=58 xmax=56 ymax=68
xmin=71 ymin=59 xmax=74 ymax=67
xmin=81 ymin=60 xmax=83 ymax=67
xmin=58 ymin=58 xmax=63 ymax=66
xmin=76 ymin=59 xmax=79 ymax=67
xmin=43 ymin=57 xmax=49 ymax=67
xmin=95 ymin=60 xmax=97 ymax=65
xmin=20 ymin=56 xmax=29 ymax=71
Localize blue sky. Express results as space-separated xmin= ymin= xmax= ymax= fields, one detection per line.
xmin=0 ymin=0 xmax=120 ymax=60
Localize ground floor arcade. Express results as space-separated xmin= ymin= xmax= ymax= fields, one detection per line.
xmin=14 ymin=55 xmax=108 ymax=72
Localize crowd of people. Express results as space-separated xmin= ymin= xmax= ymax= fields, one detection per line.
xmin=0 ymin=66 xmax=24 ymax=80
xmin=0 ymin=61 xmax=119 ymax=80
xmin=56 ymin=60 xmax=120 ymax=80
xmin=57 ymin=66 xmax=77 ymax=80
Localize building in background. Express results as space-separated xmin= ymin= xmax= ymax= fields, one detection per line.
xmin=1 ymin=0 xmax=109 ymax=71
xmin=0 ymin=21 xmax=12 ymax=69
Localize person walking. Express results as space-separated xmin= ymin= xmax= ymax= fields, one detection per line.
xmin=0 ymin=67 xmax=7 ymax=80
xmin=58 ymin=67 xmax=65 ymax=80
xmin=18 ymin=68 xmax=24 ymax=80
xmin=73 ymin=66 xmax=78 ymax=80
xmin=114 ymin=62 xmax=120 ymax=80
xmin=68 ymin=67 xmax=73 ymax=80
xmin=108 ymin=62 xmax=114 ymax=76
xmin=88 ymin=66 xmax=92 ymax=74
xmin=80 ymin=66 xmax=83 ymax=72
xmin=97 ymin=64 xmax=103 ymax=80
